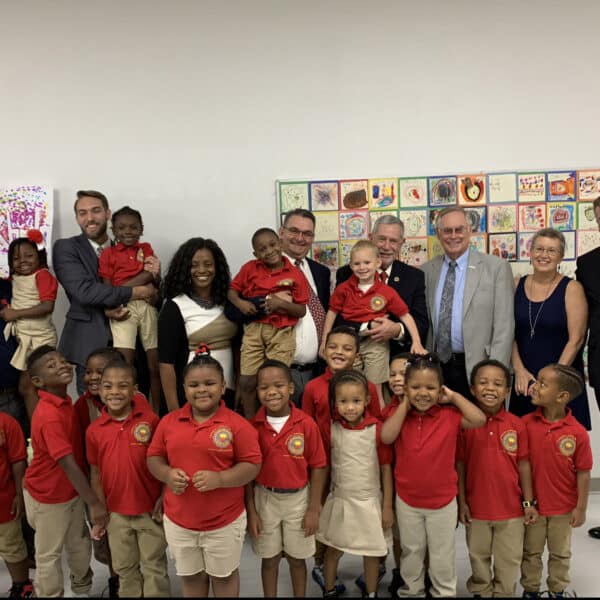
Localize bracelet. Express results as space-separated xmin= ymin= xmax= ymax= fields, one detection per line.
xmin=522 ymin=499 xmax=537 ymax=509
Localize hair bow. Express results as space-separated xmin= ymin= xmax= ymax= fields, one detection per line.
xmin=27 ymin=229 xmax=44 ymax=251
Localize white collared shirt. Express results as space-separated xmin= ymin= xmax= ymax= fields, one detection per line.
xmin=88 ymin=237 xmax=111 ymax=257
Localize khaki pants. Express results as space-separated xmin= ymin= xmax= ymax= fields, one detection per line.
xmin=396 ymin=496 xmax=457 ymax=597
xmin=240 ymin=323 xmax=295 ymax=375
xmin=466 ymin=517 xmax=524 ymax=597
xmin=359 ymin=336 xmax=390 ymax=384
xmin=23 ymin=490 xmax=92 ymax=597
xmin=521 ymin=513 xmax=572 ymax=594
xmin=106 ymin=512 xmax=170 ymax=597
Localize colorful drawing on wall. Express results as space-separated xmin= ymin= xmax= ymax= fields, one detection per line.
xmin=488 ymin=173 xmax=517 ymax=203
xmin=518 ymin=204 xmax=546 ymax=232
xmin=312 ymin=242 xmax=339 ymax=268
xmin=562 ymin=231 xmax=576 ymax=260
xmin=368 ymin=178 xmax=397 ymax=210
xmin=547 ymin=202 xmax=575 ymax=231
xmin=577 ymin=202 xmax=597 ymax=230
xmin=399 ymin=177 xmax=428 ymax=208
xmin=578 ymin=170 xmax=600 ymax=201
xmin=518 ymin=232 xmax=535 ymax=261
xmin=547 ymin=171 xmax=576 ymax=202
xmin=429 ymin=177 xmax=457 ymax=206
xmin=518 ymin=173 xmax=546 ymax=202
xmin=469 ymin=234 xmax=487 ymax=253
xmin=428 ymin=236 xmax=444 ymax=258
xmin=339 ymin=240 xmax=356 ymax=266
xmin=400 ymin=209 xmax=427 ymax=238
xmin=339 ymin=211 xmax=369 ymax=240
xmin=314 ymin=211 xmax=339 ymax=242
xmin=369 ymin=210 xmax=397 ymax=232
xmin=401 ymin=238 xmax=428 ymax=267
xmin=426 ymin=208 xmax=444 ymax=236
xmin=458 ymin=175 xmax=486 ymax=205
xmin=576 ymin=230 xmax=600 ymax=255
xmin=310 ymin=181 xmax=339 ymax=211
xmin=340 ymin=179 xmax=369 ymax=209
xmin=279 ymin=181 xmax=309 ymax=213
xmin=0 ymin=185 xmax=53 ymax=277
xmin=489 ymin=233 xmax=517 ymax=261
xmin=464 ymin=207 xmax=487 ymax=233
xmin=487 ymin=204 xmax=517 ymax=233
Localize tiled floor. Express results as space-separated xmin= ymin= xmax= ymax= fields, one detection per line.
xmin=2 ymin=494 xmax=600 ymax=597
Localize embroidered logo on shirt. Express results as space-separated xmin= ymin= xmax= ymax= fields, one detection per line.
xmin=277 ymin=278 xmax=294 ymax=288
xmin=212 ymin=427 xmax=233 ymax=449
xmin=286 ymin=433 xmax=305 ymax=456
xmin=132 ymin=422 xmax=152 ymax=443
xmin=136 ymin=248 xmax=145 ymax=263
xmin=500 ymin=429 xmax=518 ymax=454
xmin=370 ymin=295 xmax=386 ymax=311
xmin=557 ymin=434 xmax=576 ymax=457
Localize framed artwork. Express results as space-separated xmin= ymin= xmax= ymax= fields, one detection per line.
xmin=488 ymin=173 xmax=517 ymax=203
xmin=339 ymin=240 xmax=356 ymax=266
xmin=562 ymin=231 xmax=576 ymax=260
xmin=518 ymin=173 xmax=546 ymax=202
xmin=577 ymin=202 xmax=597 ymax=230
xmin=427 ymin=208 xmax=444 ymax=235
xmin=399 ymin=177 xmax=428 ymax=208
xmin=518 ymin=204 xmax=546 ymax=232
xmin=547 ymin=171 xmax=576 ymax=201
xmin=469 ymin=234 xmax=487 ymax=253
xmin=339 ymin=211 xmax=369 ymax=240
xmin=368 ymin=178 xmax=398 ymax=210
xmin=518 ymin=232 xmax=535 ymax=261
xmin=339 ymin=179 xmax=369 ymax=210
xmin=401 ymin=238 xmax=428 ymax=267
xmin=464 ymin=207 xmax=487 ymax=233
xmin=369 ymin=210 xmax=397 ymax=232
xmin=547 ymin=202 xmax=575 ymax=231
xmin=577 ymin=230 xmax=600 ymax=255
xmin=279 ymin=181 xmax=309 ymax=213
xmin=428 ymin=236 xmax=444 ymax=258
xmin=577 ymin=170 xmax=600 ymax=202
xmin=458 ymin=174 xmax=486 ymax=205
xmin=310 ymin=181 xmax=339 ymax=211
xmin=311 ymin=242 xmax=339 ymax=268
xmin=314 ymin=211 xmax=339 ymax=242
xmin=487 ymin=204 xmax=517 ymax=233
xmin=489 ymin=233 xmax=517 ymax=261
xmin=429 ymin=176 xmax=457 ymax=206
xmin=399 ymin=209 xmax=428 ymax=238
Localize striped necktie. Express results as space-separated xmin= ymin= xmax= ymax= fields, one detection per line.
xmin=295 ymin=260 xmax=326 ymax=342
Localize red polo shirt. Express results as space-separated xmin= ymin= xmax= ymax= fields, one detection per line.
xmin=382 ymin=395 xmax=401 ymax=420
xmin=98 ymin=242 xmax=154 ymax=286
xmin=230 ymin=256 xmax=309 ymax=328
xmin=86 ymin=400 xmax=161 ymax=515
xmin=147 ymin=401 xmax=261 ymax=531
xmin=32 ymin=268 xmax=59 ymax=301
xmin=335 ymin=415 xmax=393 ymax=465
xmin=252 ymin=403 xmax=327 ymax=489
xmin=329 ymin=275 xmax=409 ymax=322
xmin=0 ymin=413 xmax=27 ymax=524
xmin=523 ymin=408 xmax=593 ymax=516
xmin=25 ymin=390 xmax=86 ymax=504
xmin=392 ymin=404 xmax=462 ymax=509
xmin=457 ymin=408 xmax=528 ymax=520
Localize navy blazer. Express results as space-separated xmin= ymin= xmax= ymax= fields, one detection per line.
xmin=306 ymin=256 xmax=330 ymax=311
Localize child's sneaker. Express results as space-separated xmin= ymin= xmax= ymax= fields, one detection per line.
xmin=8 ymin=580 xmax=33 ymax=598
xmin=312 ymin=565 xmax=346 ymax=594
xmin=354 ymin=563 xmax=386 ymax=594
xmin=388 ymin=567 xmax=405 ymax=596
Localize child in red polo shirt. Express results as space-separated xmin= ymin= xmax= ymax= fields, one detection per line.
xmin=228 ymin=228 xmax=309 ymax=417
xmin=457 ymin=359 xmax=537 ymax=598
xmin=23 ymin=345 xmax=108 ymax=598
xmin=86 ymin=360 xmax=170 ymax=597
xmin=520 ymin=364 xmax=593 ymax=598
xmin=98 ymin=206 xmax=161 ymax=411
xmin=147 ymin=348 xmax=262 ymax=598
xmin=381 ymin=354 xmax=486 ymax=598
xmin=321 ymin=241 xmax=426 ymax=407
xmin=0 ymin=411 xmax=32 ymax=598
xmin=246 ymin=359 xmax=327 ymax=597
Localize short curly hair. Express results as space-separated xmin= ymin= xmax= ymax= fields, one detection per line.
xmin=161 ymin=238 xmax=231 ymax=305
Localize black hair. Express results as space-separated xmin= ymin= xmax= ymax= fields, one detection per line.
xmin=161 ymin=237 xmax=230 ymax=305
xmin=256 ymin=359 xmax=292 ymax=383
xmin=86 ymin=347 xmax=127 ymax=365
xmin=26 ymin=344 xmax=58 ymax=374
xmin=545 ymin=363 xmax=584 ymax=400
xmin=111 ymin=205 xmax=143 ymax=228
xmin=390 ymin=352 xmax=414 ymax=365
xmin=404 ymin=353 xmax=444 ymax=386
xmin=7 ymin=238 xmax=48 ymax=276
xmin=251 ymin=227 xmax=278 ymax=248
xmin=282 ymin=209 xmax=316 ymax=227
xmin=328 ymin=369 xmax=369 ymax=415
xmin=182 ymin=345 xmax=225 ymax=381
xmin=101 ymin=359 xmax=137 ymax=382
xmin=469 ymin=359 xmax=511 ymax=387
xmin=325 ymin=325 xmax=359 ymax=350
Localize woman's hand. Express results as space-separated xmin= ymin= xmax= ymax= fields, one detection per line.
xmin=514 ymin=367 xmax=535 ymax=396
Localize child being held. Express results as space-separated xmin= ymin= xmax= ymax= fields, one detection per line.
xmin=98 ymin=206 xmax=161 ymax=411
xmin=520 ymin=364 xmax=593 ymax=598
xmin=228 ymin=228 xmax=309 ymax=417
xmin=246 ymin=360 xmax=327 ymax=597
xmin=457 ymin=359 xmax=537 ymax=598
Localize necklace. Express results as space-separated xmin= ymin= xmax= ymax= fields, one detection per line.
xmin=190 ymin=293 xmax=214 ymax=309
xmin=527 ymin=274 xmax=558 ymax=339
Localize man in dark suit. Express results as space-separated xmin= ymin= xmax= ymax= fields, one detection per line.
xmin=53 ymin=190 xmax=156 ymax=393
xmin=279 ymin=208 xmax=331 ymax=405
xmin=336 ymin=214 xmax=428 ymax=355
xmin=576 ymin=196 xmax=600 ymax=541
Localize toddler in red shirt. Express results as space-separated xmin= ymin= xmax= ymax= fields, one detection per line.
xmin=381 ymin=354 xmax=486 ymax=597
xmin=457 ymin=359 xmax=537 ymax=597
xmin=520 ymin=364 xmax=593 ymax=597
xmin=98 ymin=206 xmax=161 ymax=411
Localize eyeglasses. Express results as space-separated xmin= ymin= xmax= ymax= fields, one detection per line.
xmin=532 ymin=247 xmax=560 ymax=257
xmin=439 ymin=226 xmax=467 ymax=236
xmin=282 ymin=226 xmax=315 ymax=240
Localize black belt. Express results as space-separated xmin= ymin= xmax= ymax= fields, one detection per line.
xmin=0 ymin=386 xmax=18 ymax=395
xmin=290 ymin=363 xmax=317 ymax=372
xmin=261 ymin=484 xmax=306 ymax=494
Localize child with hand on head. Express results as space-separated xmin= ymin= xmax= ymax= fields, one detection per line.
xmin=98 ymin=206 xmax=161 ymax=411
xmin=23 ymin=345 xmax=107 ymax=598
xmin=86 ymin=360 xmax=170 ymax=598
xmin=246 ymin=360 xmax=327 ymax=598
xmin=380 ymin=354 xmax=486 ymax=597
xmin=228 ymin=227 xmax=309 ymax=417
xmin=147 ymin=347 xmax=262 ymax=598
xmin=1 ymin=232 xmax=58 ymax=418
xmin=456 ymin=359 xmax=537 ymax=598
xmin=520 ymin=364 xmax=593 ymax=598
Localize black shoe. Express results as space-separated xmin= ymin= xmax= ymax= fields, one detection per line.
xmin=108 ymin=575 xmax=120 ymax=599
xmin=8 ymin=580 xmax=33 ymax=598
xmin=588 ymin=526 xmax=600 ymax=539
xmin=522 ymin=592 xmax=541 ymax=598
xmin=388 ymin=568 xmax=405 ymax=596
xmin=324 ymin=589 xmax=338 ymax=599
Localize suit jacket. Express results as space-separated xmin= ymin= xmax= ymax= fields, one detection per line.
xmin=576 ymin=247 xmax=600 ymax=388
xmin=421 ymin=249 xmax=514 ymax=379
xmin=53 ymin=234 xmax=132 ymax=366
xmin=336 ymin=260 xmax=428 ymax=353
xmin=306 ymin=257 xmax=330 ymax=311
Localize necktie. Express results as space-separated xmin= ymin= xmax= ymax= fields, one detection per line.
xmin=295 ymin=260 xmax=326 ymax=343
xmin=436 ymin=261 xmax=456 ymax=363
xmin=380 ymin=270 xmax=388 ymax=284
xmin=96 ymin=245 xmax=104 ymax=258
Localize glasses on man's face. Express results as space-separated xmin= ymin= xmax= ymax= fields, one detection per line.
xmin=532 ymin=246 xmax=560 ymax=257
xmin=282 ymin=226 xmax=315 ymax=240
xmin=439 ymin=226 xmax=467 ymax=236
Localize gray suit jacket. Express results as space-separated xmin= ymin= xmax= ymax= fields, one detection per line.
xmin=421 ymin=249 xmax=514 ymax=379
xmin=53 ymin=234 xmax=132 ymax=367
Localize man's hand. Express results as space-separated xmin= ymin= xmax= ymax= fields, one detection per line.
xmin=361 ymin=316 xmax=402 ymax=343
xmin=104 ymin=306 xmax=130 ymax=321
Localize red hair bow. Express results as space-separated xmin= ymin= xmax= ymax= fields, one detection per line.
xmin=27 ymin=229 xmax=44 ymax=250
xmin=195 ymin=343 xmax=211 ymax=356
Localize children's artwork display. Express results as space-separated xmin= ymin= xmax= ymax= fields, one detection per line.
xmin=276 ymin=169 xmax=600 ymax=275
xmin=0 ymin=186 xmax=53 ymax=278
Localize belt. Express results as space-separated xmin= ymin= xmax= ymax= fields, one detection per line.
xmin=260 ymin=484 xmax=306 ymax=494
xmin=443 ymin=352 xmax=465 ymax=364
xmin=290 ymin=363 xmax=317 ymax=372
xmin=0 ymin=386 xmax=18 ymax=395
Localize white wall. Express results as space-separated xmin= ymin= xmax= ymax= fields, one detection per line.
xmin=1 ymin=0 xmax=599 ymax=471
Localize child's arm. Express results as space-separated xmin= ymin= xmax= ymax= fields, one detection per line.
xmin=319 ymin=309 xmax=338 ymax=357
xmin=518 ymin=459 xmax=539 ymax=525
xmin=116 ymin=271 xmax=155 ymax=287
xmin=456 ymin=461 xmax=471 ymax=525
xmin=191 ymin=462 xmax=261 ymax=492
xmin=439 ymin=386 xmax=486 ymax=429
xmin=147 ymin=455 xmax=190 ymax=495
xmin=245 ymin=482 xmax=261 ymax=539
xmin=9 ymin=460 xmax=26 ymax=520
xmin=398 ymin=312 xmax=427 ymax=355
xmin=263 ymin=293 xmax=306 ymax=319
xmin=303 ymin=466 xmax=327 ymax=536
xmin=0 ymin=301 xmax=54 ymax=322
xmin=380 ymin=397 xmax=409 ymax=444
xmin=381 ymin=463 xmax=394 ymax=530
xmin=227 ymin=288 xmax=258 ymax=316
xmin=570 ymin=470 xmax=591 ymax=527
xmin=89 ymin=465 xmax=109 ymax=539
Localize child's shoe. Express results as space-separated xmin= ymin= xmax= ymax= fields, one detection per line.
xmin=522 ymin=592 xmax=541 ymax=598
xmin=323 ymin=588 xmax=338 ymax=599
xmin=8 ymin=580 xmax=33 ymax=598
xmin=388 ymin=567 xmax=405 ymax=596
xmin=355 ymin=563 xmax=386 ymax=594
xmin=108 ymin=575 xmax=120 ymax=598
xmin=312 ymin=565 xmax=346 ymax=594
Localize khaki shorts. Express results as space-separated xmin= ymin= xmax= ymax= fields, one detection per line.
xmin=110 ymin=299 xmax=158 ymax=350
xmin=251 ymin=485 xmax=314 ymax=560
xmin=163 ymin=511 xmax=246 ymax=578
xmin=240 ymin=322 xmax=295 ymax=376
xmin=359 ymin=337 xmax=389 ymax=384
xmin=0 ymin=518 xmax=27 ymax=563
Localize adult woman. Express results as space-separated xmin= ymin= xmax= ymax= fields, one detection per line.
xmin=509 ymin=228 xmax=591 ymax=428
xmin=158 ymin=238 xmax=237 ymax=411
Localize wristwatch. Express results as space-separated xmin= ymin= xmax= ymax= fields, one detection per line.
xmin=522 ymin=499 xmax=537 ymax=509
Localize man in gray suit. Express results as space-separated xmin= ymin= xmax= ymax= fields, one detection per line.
xmin=53 ymin=190 xmax=157 ymax=393
xmin=421 ymin=206 xmax=514 ymax=399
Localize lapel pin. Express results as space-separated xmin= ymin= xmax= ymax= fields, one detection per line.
xmin=393 ymin=276 xmax=399 ymax=282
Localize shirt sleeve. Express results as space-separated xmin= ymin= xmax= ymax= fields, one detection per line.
xmin=146 ymin=417 xmax=168 ymax=459
xmin=301 ymin=382 xmax=317 ymax=419
xmin=232 ymin=417 xmax=262 ymax=465
xmin=4 ymin=416 xmax=26 ymax=463
xmin=516 ymin=419 xmax=529 ymax=461
xmin=41 ymin=418 xmax=74 ymax=462
xmin=385 ymin=286 xmax=409 ymax=317
xmin=304 ymin=418 xmax=327 ymax=469
xmin=157 ymin=300 xmax=187 ymax=365
xmin=574 ymin=429 xmax=593 ymax=471
xmin=367 ymin=382 xmax=382 ymax=419
xmin=35 ymin=269 xmax=58 ymax=302
xmin=85 ymin=427 xmax=98 ymax=466
xmin=230 ymin=262 xmax=250 ymax=294
xmin=376 ymin=422 xmax=393 ymax=465
xmin=328 ymin=285 xmax=345 ymax=313
xmin=141 ymin=242 xmax=155 ymax=258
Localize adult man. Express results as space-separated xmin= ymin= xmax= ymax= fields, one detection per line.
xmin=575 ymin=196 xmax=600 ymax=541
xmin=421 ymin=206 xmax=514 ymax=399
xmin=279 ymin=208 xmax=330 ymax=405
xmin=53 ymin=190 xmax=156 ymax=393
